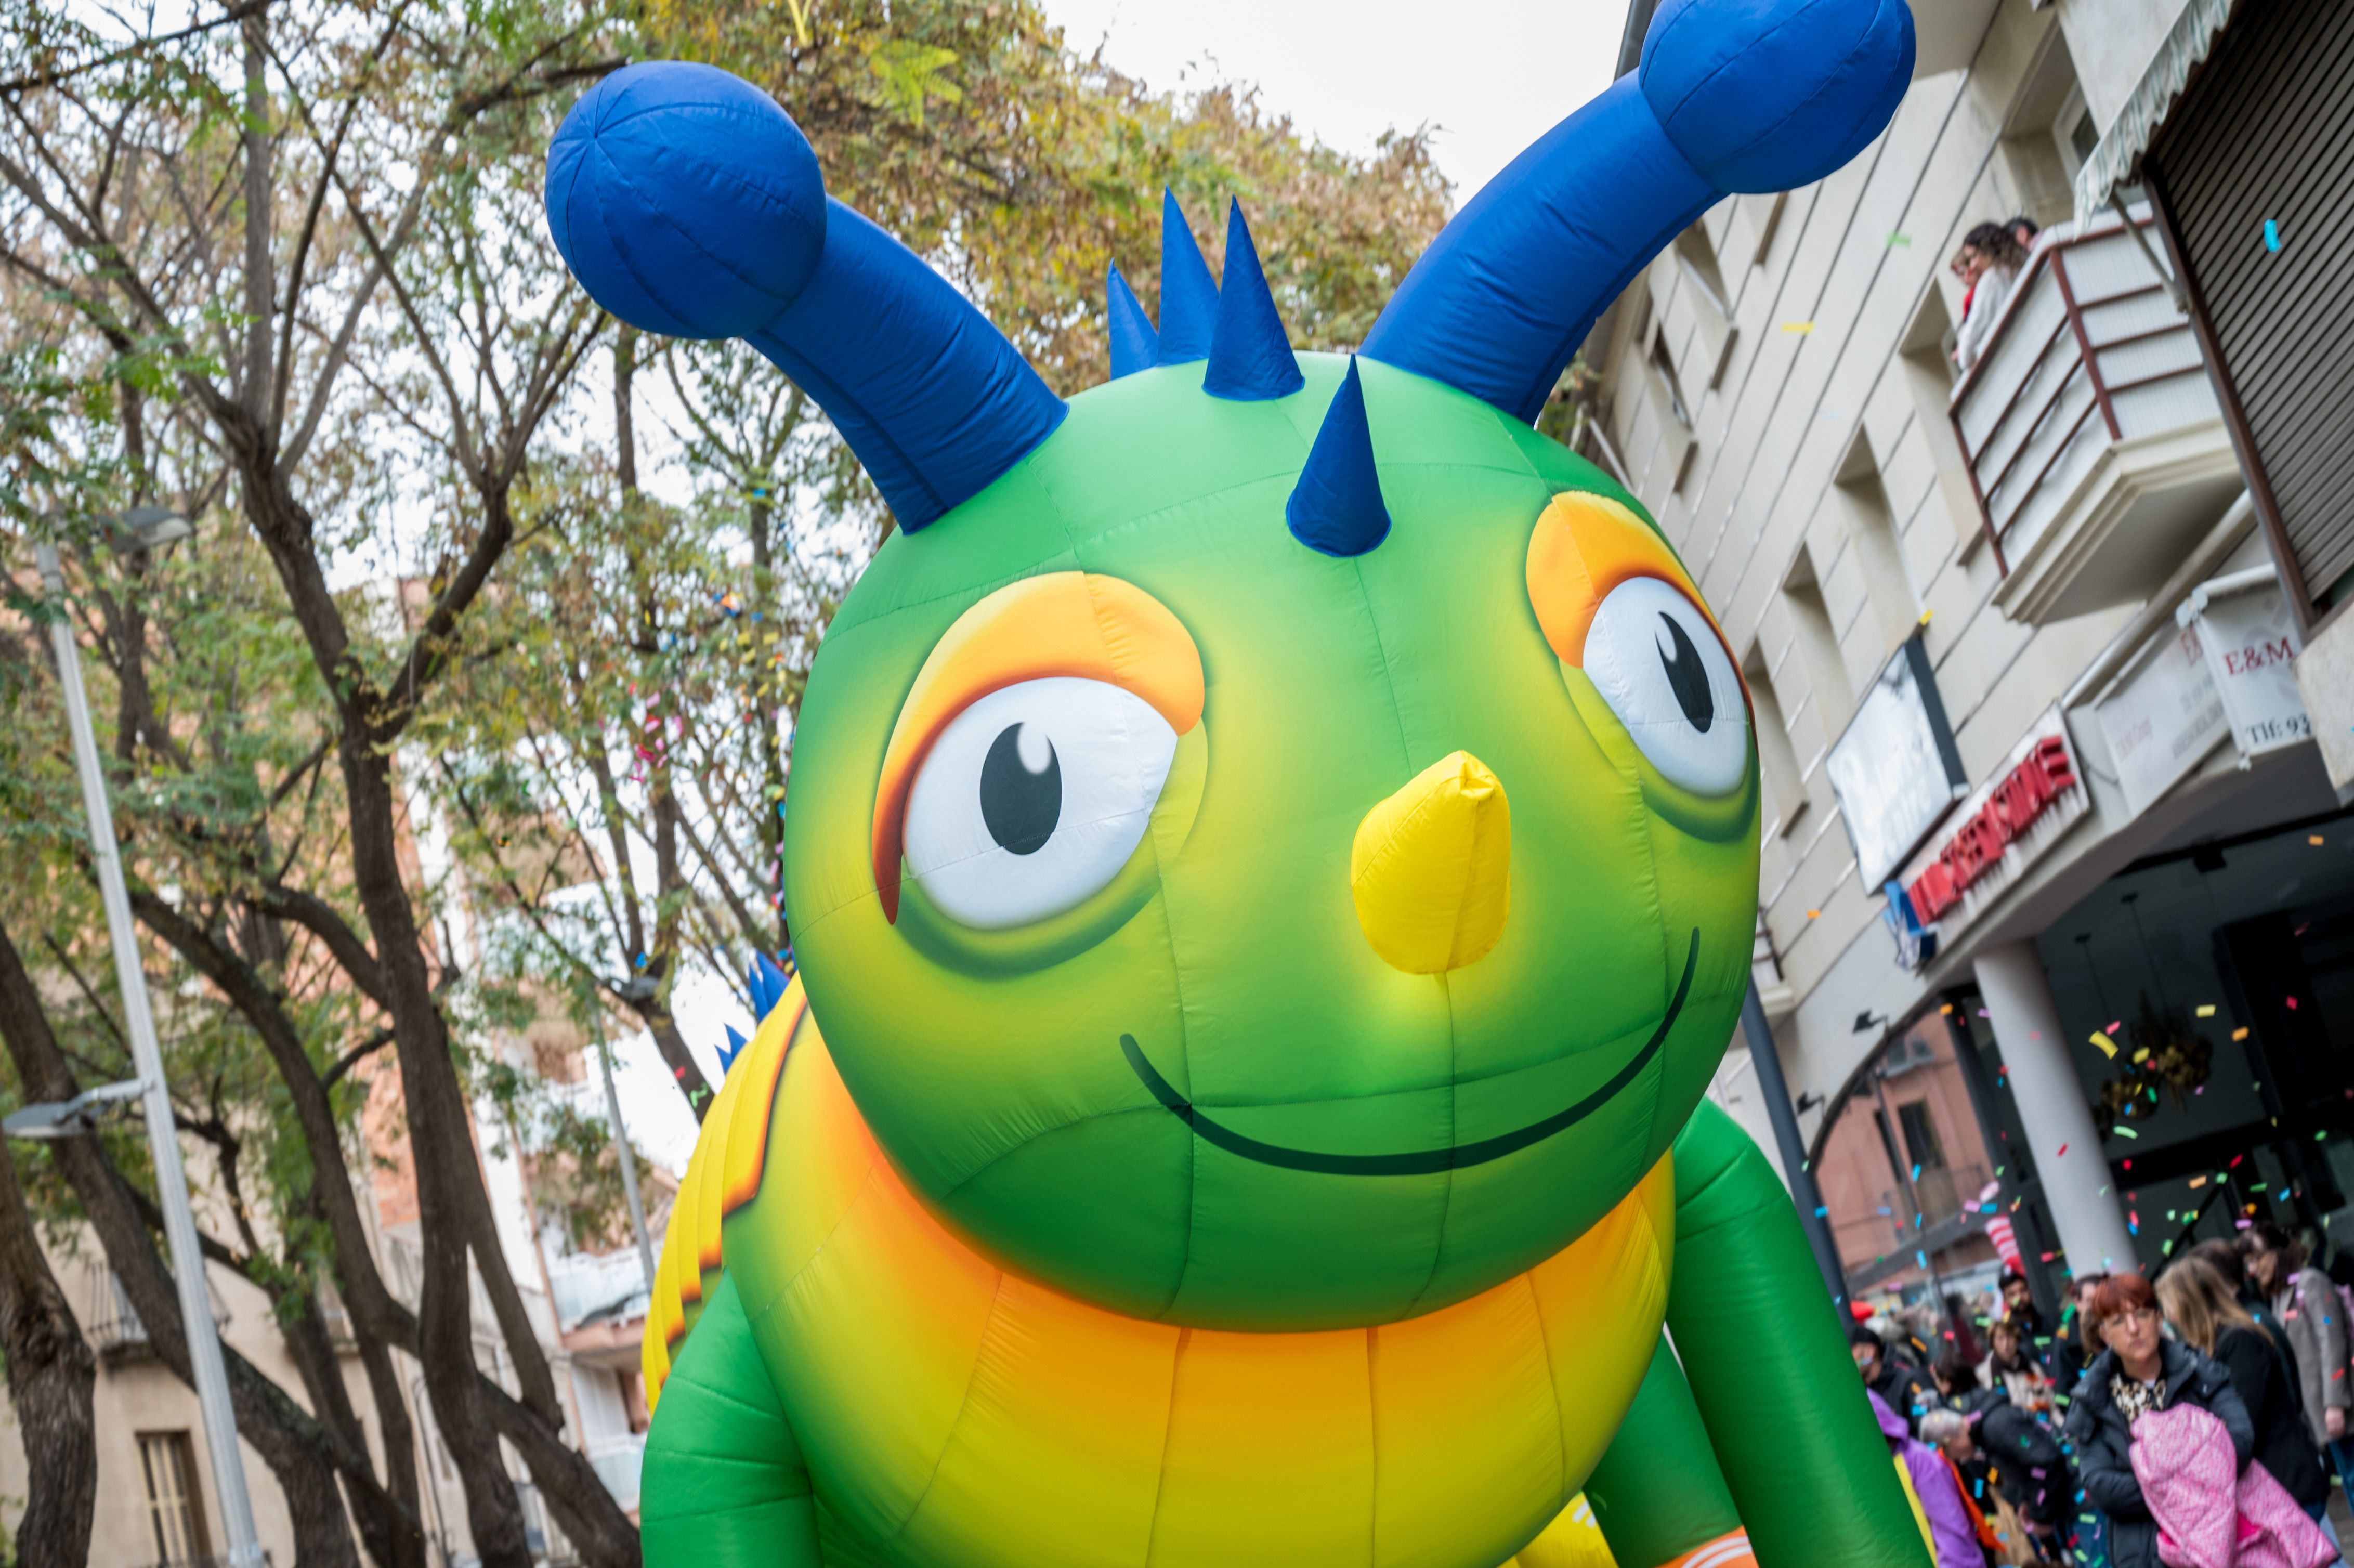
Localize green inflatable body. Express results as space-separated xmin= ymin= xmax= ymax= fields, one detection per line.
xmin=542 ymin=0 xmax=1934 ymax=1563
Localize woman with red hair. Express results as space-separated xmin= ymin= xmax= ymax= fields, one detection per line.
xmin=2062 ymin=1273 xmax=2255 ymax=1568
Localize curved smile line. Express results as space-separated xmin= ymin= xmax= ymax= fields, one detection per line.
xmin=1118 ymin=929 xmax=1700 ymax=1177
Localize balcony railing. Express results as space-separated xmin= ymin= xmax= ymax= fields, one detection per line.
xmin=587 ymin=1433 xmax=645 ymax=1513
xmin=1951 ymin=205 xmax=2243 ymax=624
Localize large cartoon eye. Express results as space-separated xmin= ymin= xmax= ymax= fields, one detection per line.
xmin=1582 ymin=576 xmax=1749 ymax=795
xmin=902 ymin=677 xmax=1179 ymax=929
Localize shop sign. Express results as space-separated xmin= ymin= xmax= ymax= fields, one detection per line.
xmin=2094 ymin=622 xmax=2226 ymax=819
xmin=2178 ymin=572 xmax=2307 ymax=758
xmin=1825 ymin=633 xmax=1969 ymax=892
xmin=1887 ymin=708 xmax=2088 ymax=969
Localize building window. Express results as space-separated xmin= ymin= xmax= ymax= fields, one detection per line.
xmin=1897 ymin=1099 xmax=1946 ymax=1171
xmin=1834 ymin=430 xmax=1921 ymax=649
xmin=1782 ymin=547 xmax=1854 ymax=726
xmin=139 ymin=1430 xmax=212 ymax=1566
xmin=1743 ymin=643 xmax=1809 ymax=839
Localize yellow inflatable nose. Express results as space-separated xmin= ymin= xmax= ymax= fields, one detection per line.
xmin=1351 ymin=750 xmax=1511 ymax=974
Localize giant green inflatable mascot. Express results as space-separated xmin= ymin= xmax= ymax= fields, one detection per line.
xmin=543 ymin=0 xmax=1929 ymax=1562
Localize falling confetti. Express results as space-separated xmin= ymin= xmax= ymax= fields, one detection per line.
xmin=2114 ymin=1126 xmax=2138 ymax=1140
xmin=1781 ymin=320 xmax=1815 ymax=334
xmin=2091 ymin=1030 xmax=2118 ymax=1058
xmin=2056 ymin=1144 xmax=2069 ymax=1158
xmin=2233 ymin=1027 xmax=2251 ymax=1042
xmin=2266 ymin=219 xmax=2283 ymax=252
xmin=1887 ymin=232 xmax=1912 ymax=247
xmin=2310 ymin=834 xmax=2325 ymax=846
xmin=2195 ymin=1004 xmax=2216 ymax=1017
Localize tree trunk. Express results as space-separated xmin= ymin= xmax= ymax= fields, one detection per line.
xmin=0 ymin=1110 xmax=95 ymax=1567
xmin=0 ymin=916 xmax=360 ymax=1568
xmin=335 ymin=740 xmax=534 ymax=1568
xmin=127 ymin=887 xmax=639 ymax=1565
xmin=281 ymin=1275 xmax=424 ymax=1568
xmin=355 ymin=1333 xmax=429 ymax=1568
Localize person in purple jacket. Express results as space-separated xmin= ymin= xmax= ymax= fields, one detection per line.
xmin=1873 ymin=1388 xmax=1989 ymax=1567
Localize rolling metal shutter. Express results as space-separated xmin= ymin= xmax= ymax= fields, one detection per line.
xmin=2144 ymin=0 xmax=2354 ymax=611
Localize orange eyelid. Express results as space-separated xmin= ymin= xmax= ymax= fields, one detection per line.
xmin=1525 ymin=491 xmax=1724 ymax=666
xmin=869 ymin=571 xmax=1205 ymax=922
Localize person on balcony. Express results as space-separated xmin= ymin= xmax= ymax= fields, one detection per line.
xmin=1953 ymin=221 xmax=2031 ymax=372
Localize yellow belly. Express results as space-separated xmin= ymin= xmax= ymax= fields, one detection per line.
xmin=691 ymin=988 xmax=1674 ymax=1568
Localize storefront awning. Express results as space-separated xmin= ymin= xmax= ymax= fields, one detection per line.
xmin=2073 ymin=0 xmax=2239 ymax=225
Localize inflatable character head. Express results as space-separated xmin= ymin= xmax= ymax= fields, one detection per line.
xmin=547 ymin=0 xmax=1913 ymax=1331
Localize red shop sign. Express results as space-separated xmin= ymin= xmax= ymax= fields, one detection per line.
xmin=1904 ymin=735 xmax=2078 ymax=925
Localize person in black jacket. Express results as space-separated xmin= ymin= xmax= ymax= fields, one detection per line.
xmin=1927 ymin=1400 xmax=2071 ymax=1563
xmin=2159 ymin=1255 xmax=2335 ymax=1530
xmin=2046 ymin=1270 xmax=2106 ymax=1403
xmin=1853 ymin=1324 xmax=1939 ymax=1432
xmin=2064 ymin=1273 xmax=2255 ymax=1568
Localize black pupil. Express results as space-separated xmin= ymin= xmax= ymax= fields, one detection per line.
xmin=980 ymin=723 xmax=1061 ymax=855
xmin=1656 ymin=613 xmax=1714 ymax=733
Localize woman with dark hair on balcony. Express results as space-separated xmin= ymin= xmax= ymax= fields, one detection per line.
xmin=1953 ymin=220 xmax=2032 ymax=372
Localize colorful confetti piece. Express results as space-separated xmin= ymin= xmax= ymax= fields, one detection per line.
xmin=1781 ymin=320 xmax=1815 ymax=334
xmin=2091 ymin=1030 xmax=2118 ymax=1057
xmin=2195 ymin=1004 xmax=2216 ymax=1017
xmin=2266 ymin=219 xmax=2282 ymax=252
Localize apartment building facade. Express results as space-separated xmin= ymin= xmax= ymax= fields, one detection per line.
xmin=0 ymin=1018 xmax=664 ymax=1567
xmin=1597 ymin=0 xmax=2354 ymax=1326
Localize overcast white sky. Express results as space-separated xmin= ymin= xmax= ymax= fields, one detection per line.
xmin=1042 ymin=0 xmax=1632 ymax=201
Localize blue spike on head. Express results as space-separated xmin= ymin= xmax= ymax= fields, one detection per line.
xmin=1201 ymin=202 xmax=1303 ymax=402
xmin=754 ymin=952 xmax=790 ymax=1020
xmin=1156 ymin=190 xmax=1219 ymax=365
xmin=1107 ymin=263 xmax=1159 ymax=380
xmin=746 ymin=958 xmax=774 ymax=1020
xmin=1286 ymin=358 xmax=1391 ymax=558
xmin=721 ymin=1024 xmax=749 ymax=1074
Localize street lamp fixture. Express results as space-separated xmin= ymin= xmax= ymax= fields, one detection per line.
xmin=103 ymin=505 xmax=195 ymax=554
xmin=1 ymin=1076 xmax=148 ymax=1139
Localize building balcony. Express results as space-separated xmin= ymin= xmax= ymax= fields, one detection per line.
xmin=587 ymin=1433 xmax=645 ymax=1514
xmin=1952 ymin=206 xmax=2244 ymax=626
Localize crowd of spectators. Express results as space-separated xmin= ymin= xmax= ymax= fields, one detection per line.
xmin=1846 ymin=1223 xmax=2349 ymax=1566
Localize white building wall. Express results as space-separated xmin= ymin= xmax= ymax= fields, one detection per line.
xmin=1596 ymin=0 xmax=2284 ymax=1189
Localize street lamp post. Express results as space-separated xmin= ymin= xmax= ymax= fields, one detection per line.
xmin=33 ymin=537 xmax=264 ymax=1568
xmin=591 ymin=1008 xmax=658 ymax=1293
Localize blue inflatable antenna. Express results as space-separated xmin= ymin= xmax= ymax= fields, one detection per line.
xmin=1202 ymin=202 xmax=1302 ymax=402
xmin=1361 ymin=0 xmax=1912 ymax=421
xmin=544 ymin=62 xmax=1065 ymax=531
xmin=1287 ymin=358 xmax=1390 ymax=557
xmin=1107 ymin=263 xmax=1159 ymax=380
xmin=720 ymin=1024 xmax=749 ymax=1073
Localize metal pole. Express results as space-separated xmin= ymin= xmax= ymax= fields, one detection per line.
xmin=1740 ymin=982 xmax=1848 ymax=1307
xmin=36 ymin=543 xmax=263 ymax=1567
xmin=593 ymin=1016 xmax=657 ymax=1291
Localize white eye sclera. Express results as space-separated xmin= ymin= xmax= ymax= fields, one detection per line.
xmin=1581 ymin=577 xmax=1748 ymax=796
xmin=902 ymin=677 xmax=1178 ymax=929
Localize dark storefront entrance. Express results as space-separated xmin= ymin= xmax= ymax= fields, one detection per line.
xmin=1814 ymin=805 xmax=2354 ymax=1345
